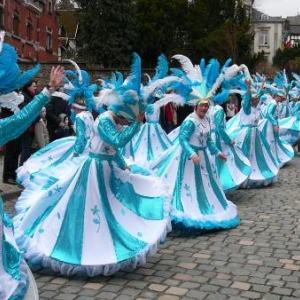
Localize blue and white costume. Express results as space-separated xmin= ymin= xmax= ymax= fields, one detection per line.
xmin=228 ymin=94 xmax=279 ymax=187
xmin=208 ymin=105 xmax=251 ymax=192
xmin=14 ymin=111 xmax=171 ymax=277
xmin=131 ymin=104 xmax=172 ymax=164
xmin=150 ymin=111 xmax=239 ymax=231
xmin=16 ymin=110 xmax=94 ymax=188
xmin=0 ymin=90 xmax=51 ymax=300
xmin=258 ymin=99 xmax=294 ymax=167
xmin=279 ymin=101 xmax=300 ymax=145
xmin=278 ymin=99 xmax=292 ymax=119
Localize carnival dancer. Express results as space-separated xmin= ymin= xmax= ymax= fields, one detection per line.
xmin=16 ymin=61 xmax=97 ymax=189
xmin=131 ymin=81 xmax=187 ymax=165
xmin=0 ymin=31 xmax=65 ymax=299
xmin=259 ymin=76 xmax=294 ymax=167
xmin=131 ymin=101 xmax=172 ymax=164
xmin=150 ymin=57 xmax=240 ymax=232
xmin=228 ymin=78 xmax=279 ymax=188
xmin=13 ymin=53 xmax=171 ymax=277
xmin=208 ymin=103 xmax=251 ymax=192
xmin=122 ymin=54 xmax=171 ymax=161
xmin=151 ymin=98 xmax=239 ymax=232
xmin=279 ymin=90 xmax=300 ymax=146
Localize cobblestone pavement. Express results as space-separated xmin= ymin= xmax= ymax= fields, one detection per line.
xmin=3 ymin=156 xmax=300 ymax=300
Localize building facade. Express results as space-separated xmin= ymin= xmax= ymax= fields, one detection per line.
xmin=0 ymin=0 xmax=59 ymax=62
xmin=252 ymin=8 xmax=285 ymax=63
xmin=286 ymin=15 xmax=300 ymax=47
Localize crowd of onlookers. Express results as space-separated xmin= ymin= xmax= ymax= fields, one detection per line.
xmin=0 ymin=80 xmax=74 ymax=185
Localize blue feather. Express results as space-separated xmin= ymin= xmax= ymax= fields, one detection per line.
xmin=199 ymin=58 xmax=206 ymax=78
xmin=152 ymin=54 xmax=168 ymax=81
xmin=221 ymin=58 xmax=232 ymax=73
xmin=124 ymin=52 xmax=141 ymax=94
xmin=0 ymin=43 xmax=40 ymax=94
xmin=115 ymin=71 xmax=123 ymax=87
xmin=214 ymin=89 xmax=229 ymax=104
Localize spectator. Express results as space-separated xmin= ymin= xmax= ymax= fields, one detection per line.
xmin=53 ymin=113 xmax=71 ymax=139
xmin=226 ymin=96 xmax=237 ymax=121
xmin=31 ymin=107 xmax=50 ymax=153
xmin=19 ymin=80 xmax=39 ymax=165
xmin=161 ymin=88 xmax=178 ymax=133
xmin=46 ymin=88 xmax=71 ymax=142
xmin=1 ymin=107 xmax=21 ymax=185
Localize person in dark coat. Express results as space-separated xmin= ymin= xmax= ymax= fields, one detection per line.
xmin=46 ymin=88 xmax=71 ymax=142
xmin=1 ymin=107 xmax=21 ymax=185
xmin=19 ymin=80 xmax=38 ymax=165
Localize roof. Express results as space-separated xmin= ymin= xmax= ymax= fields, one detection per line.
xmin=252 ymin=8 xmax=285 ymax=23
xmin=287 ymin=15 xmax=300 ymax=25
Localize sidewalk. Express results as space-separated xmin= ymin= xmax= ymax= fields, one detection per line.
xmin=0 ymin=155 xmax=23 ymax=201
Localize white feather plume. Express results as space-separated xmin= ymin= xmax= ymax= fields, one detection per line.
xmin=224 ymin=64 xmax=244 ymax=80
xmin=239 ymin=64 xmax=254 ymax=83
xmin=153 ymin=94 xmax=186 ymax=109
xmin=64 ymin=59 xmax=83 ymax=85
xmin=93 ymin=89 xmax=123 ymax=108
xmin=172 ymin=54 xmax=202 ymax=83
xmin=143 ymin=76 xmax=182 ymax=103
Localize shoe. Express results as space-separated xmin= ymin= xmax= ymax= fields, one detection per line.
xmin=3 ymin=178 xmax=17 ymax=185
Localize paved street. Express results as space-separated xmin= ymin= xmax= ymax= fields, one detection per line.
xmin=2 ymin=156 xmax=300 ymax=300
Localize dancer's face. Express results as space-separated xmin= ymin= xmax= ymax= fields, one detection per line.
xmin=195 ymin=103 xmax=209 ymax=118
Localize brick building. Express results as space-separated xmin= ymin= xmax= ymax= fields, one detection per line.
xmin=0 ymin=0 xmax=59 ymax=62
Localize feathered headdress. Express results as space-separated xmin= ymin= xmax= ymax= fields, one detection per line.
xmin=265 ymin=70 xmax=292 ymax=98
xmin=61 ymin=59 xmax=99 ymax=111
xmin=171 ymin=55 xmax=240 ymax=105
xmin=95 ymin=53 xmax=147 ymax=121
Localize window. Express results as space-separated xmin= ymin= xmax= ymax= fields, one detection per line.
xmin=261 ymin=14 xmax=269 ymax=20
xmin=26 ymin=20 xmax=33 ymax=41
xmin=46 ymin=29 xmax=52 ymax=52
xmin=48 ymin=0 xmax=53 ymax=14
xmin=13 ymin=12 xmax=20 ymax=36
xmin=259 ymin=28 xmax=269 ymax=45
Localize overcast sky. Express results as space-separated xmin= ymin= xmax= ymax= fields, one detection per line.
xmin=254 ymin=0 xmax=300 ymax=17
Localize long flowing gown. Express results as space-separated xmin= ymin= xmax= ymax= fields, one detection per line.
xmin=13 ymin=111 xmax=171 ymax=277
xmin=131 ymin=104 xmax=172 ymax=165
xmin=208 ymin=105 xmax=251 ymax=192
xmin=228 ymin=94 xmax=279 ymax=188
xmin=150 ymin=111 xmax=239 ymax=231
xmin=16 ymin=110 xmax=94 ymax=188
xmin=258 ymin=99 xmax=294 ymax=167
xmin=278 ymin=99 xmax=292 ymax=119
xmin=0 ymin=91 xmax=50 ymax=300
xmin=279 ymin=101 xmax=300 ymax=145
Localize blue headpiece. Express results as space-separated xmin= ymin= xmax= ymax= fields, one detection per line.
xmin=171 ymin=55 xmax=239 ymax=105
xmin=98 ymin=53 xmax=146 ymax=121
xmin=62 ymin=59 xmax=98 ymax=111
